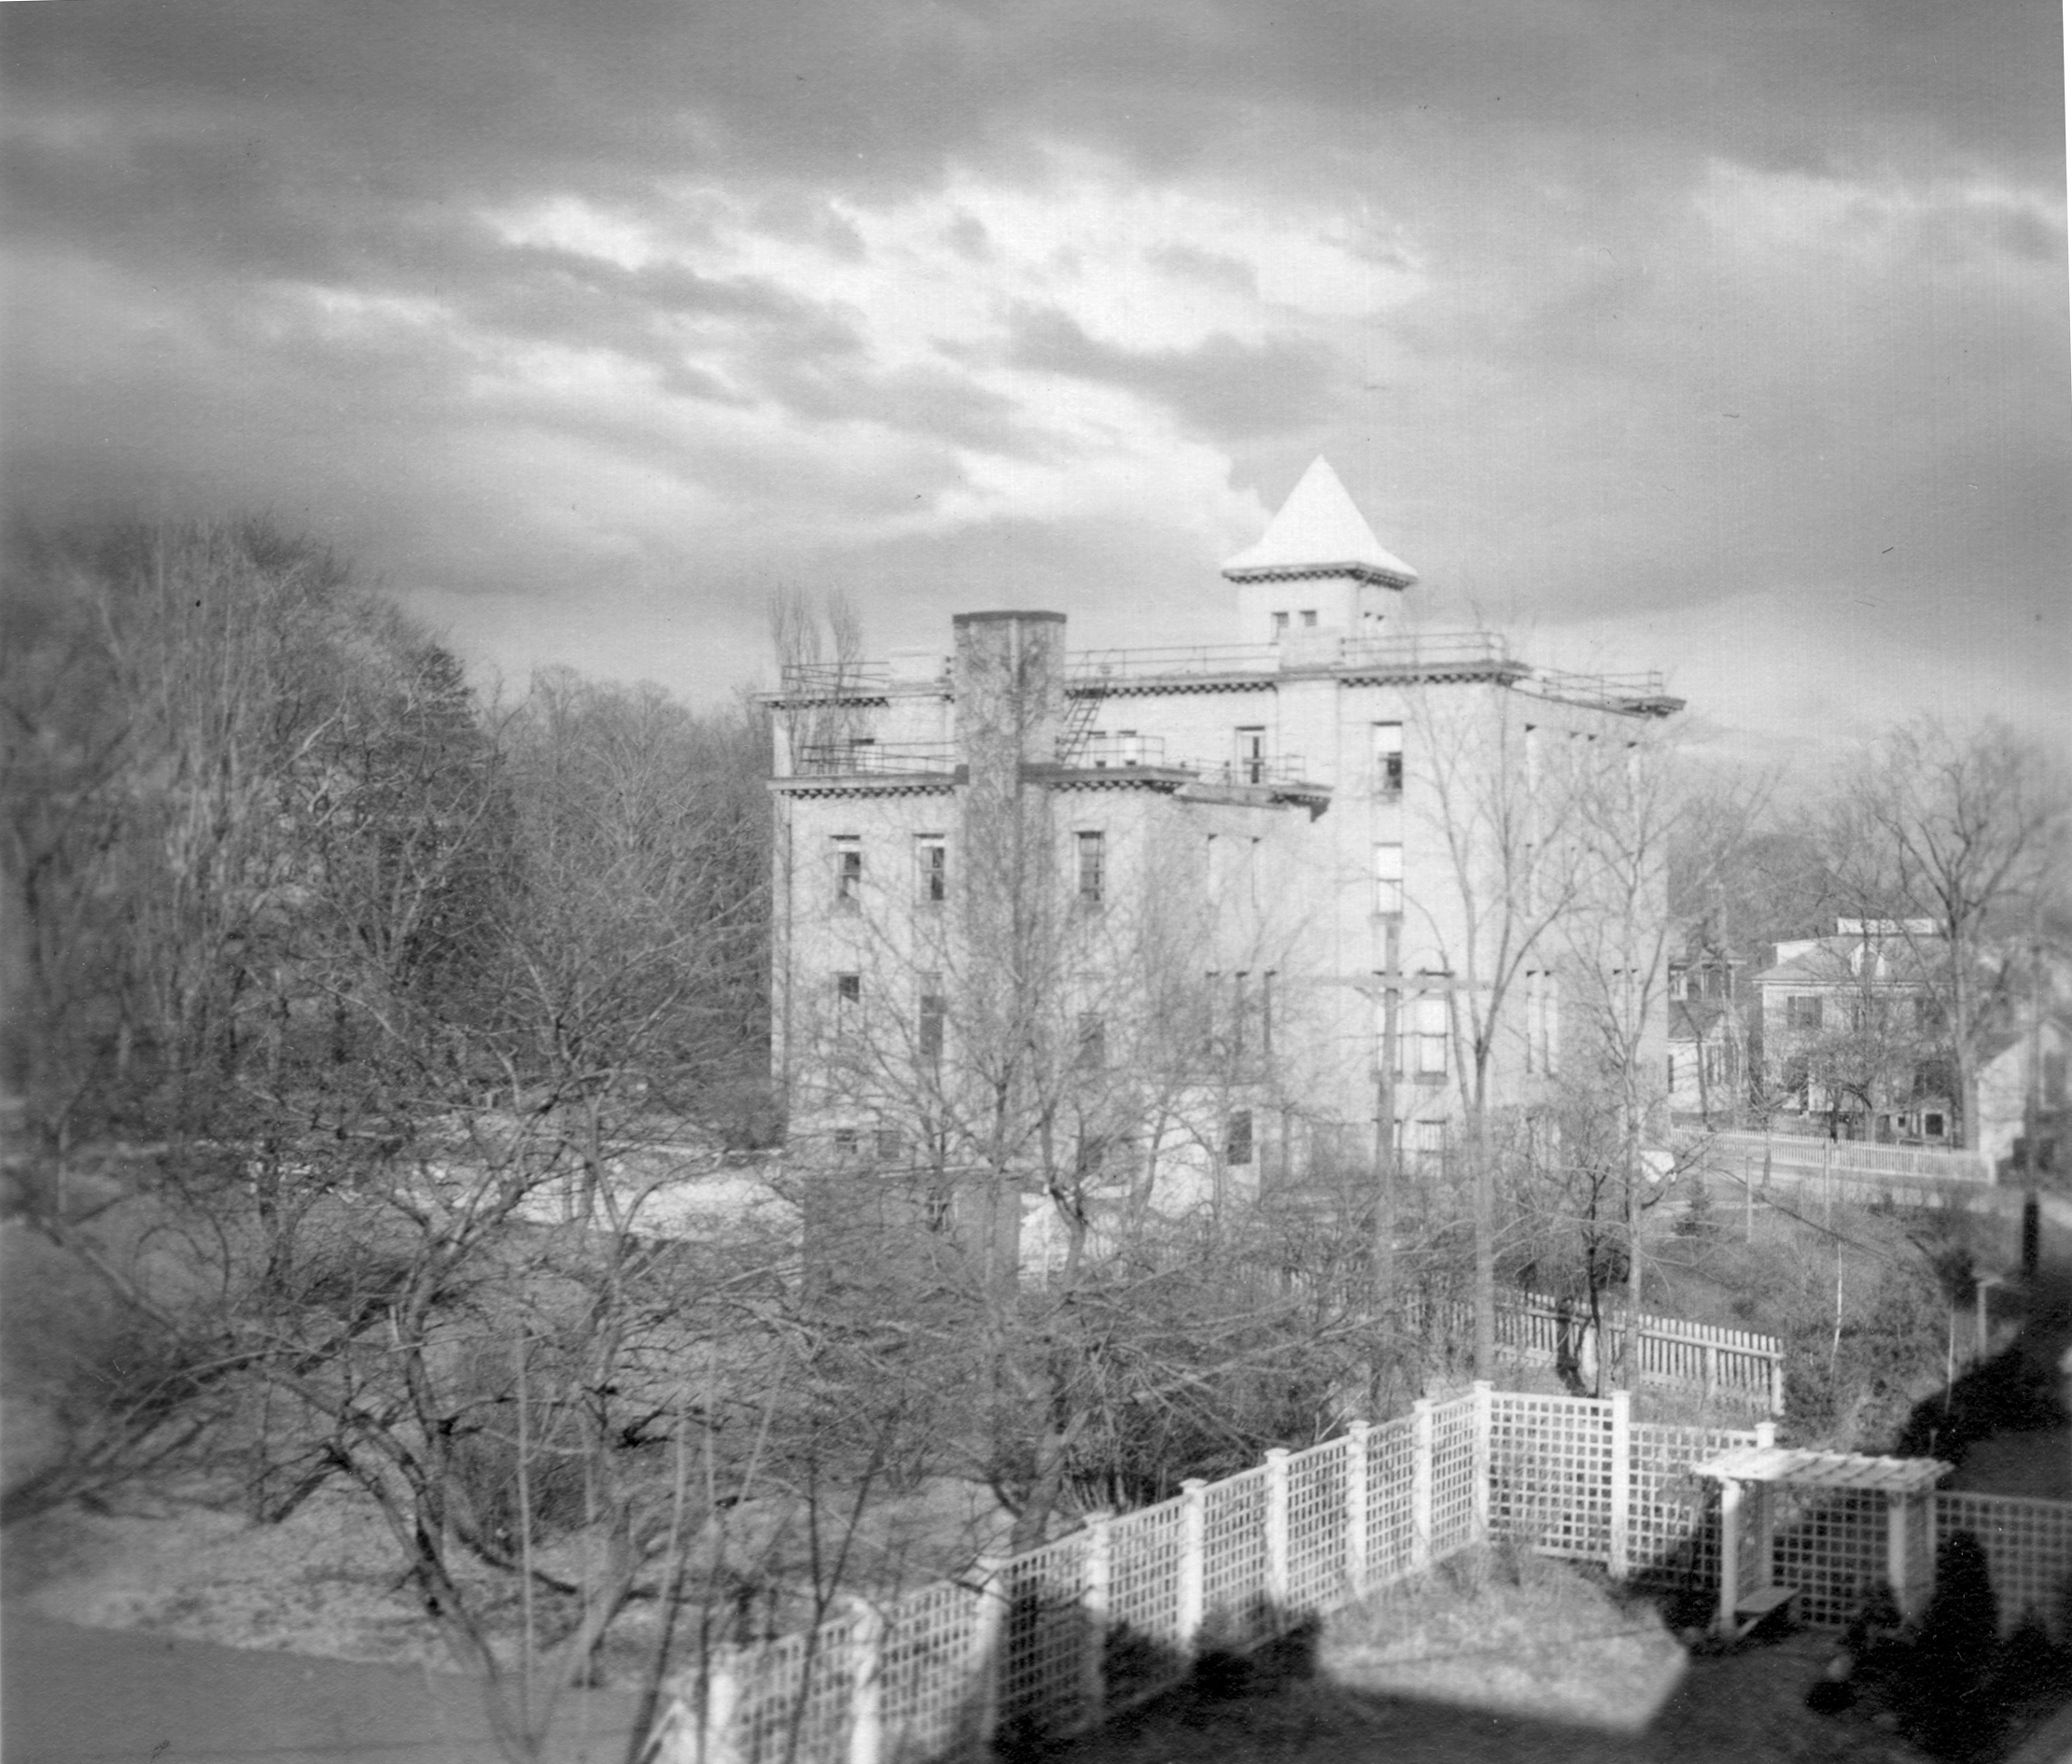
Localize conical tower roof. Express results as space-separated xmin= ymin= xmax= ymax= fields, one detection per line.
xmin=1221 ymin=456 xmax=1418 ymax=587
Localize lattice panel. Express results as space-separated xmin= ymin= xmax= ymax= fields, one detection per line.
xmin=1771 ymin=1487 xmax=1890 ymax=1630
xmin=1939 ymin=1491 xmax=2072 ymax=1636
xmin=1627 ymin=1422 xmax=1757 ymax=1593
xmin=1200 ymin=1466 xmax=1272 ymax=1644
xmin=1366 ymin=1416 xmax=1418 ymax=1584
xmin=730 ymin=1616 xmax=861 ymax=1764
xmin=1102 ymin=1498 xmax=1189 ymax=1707
xmin=879 ymin=1578 xmax=986 ymax=1759
xmin=1285 ymin=1438 xmax=1350 ymax=1612
xmin=1487 ymin=1392 xmax=1614 ymax=1559
xmin=993 ymin=1534 xmax=1091 ymax=1741
xmin=1429 ymin=1395 xmax=1479 ymax=1557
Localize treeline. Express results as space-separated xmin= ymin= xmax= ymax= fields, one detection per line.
xmin=4 ymin=517 xmax=771 ymax=1167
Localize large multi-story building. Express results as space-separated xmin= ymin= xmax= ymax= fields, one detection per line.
xmin=764 ymin=459 xmax=1682 ymax=1249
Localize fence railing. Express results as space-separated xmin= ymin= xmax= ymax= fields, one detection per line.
xmin=1709 ymin=1128 xmax=1991 ymax=1184
xmin=648 ymin=1390 xmax=2072 ymax=1764
xmin=1407 ymin=1289 xmax=1784 ymax=1414
xmin=648 ymin=1388 xmax=1758 ymax=1764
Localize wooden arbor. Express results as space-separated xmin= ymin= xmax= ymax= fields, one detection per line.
xmin=1694 ymin=1446 xmax=1952 ymax=1639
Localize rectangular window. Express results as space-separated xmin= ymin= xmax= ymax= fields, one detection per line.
xmin=833 ymin=1127 xmax=860 ymax=1159
xmin=1076 ymin=831 xmax=1105 ymax=905
xmin=1299 ymin=609 xmax=1318 ymax=628
xmin=1413 ymin=988 xmax=1448 ymax=1078
xmin=1225 ymin=1109 xmax=1253 ymax=1167
xmin=875 ymin=1127 xmax=904 ymax=1164
xmin=918 ymin=974 xmax=945 ymax=1064
xmin=1271 ymin=610 xmax=1289 ymax=637
xmin=917 ymin=836 xmax=946 ymax=903
xmin=1787 ymin=995 xmax=1824 ymax=1031
xmin=833 ymin=836 xmax=861 ymax=908
xmin=1235 ymin=726 xmax=1267 ymax=784
xmin=1414 ymin=1120 xmax=1447 ymax=1162
xmin=1373 ymin=721 xmax=1404 ymax=795
xmin=834 ymin=972 xmax=861 ymax=1038
xmin=1374 ymin=843 xmax=1404 ymax=917
xmin=1076 ymin=1012 xmax=1106 ymax=1071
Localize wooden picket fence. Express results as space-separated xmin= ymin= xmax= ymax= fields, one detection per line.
xmin=1406 ymin=1289 xmax=1785 ymax=1415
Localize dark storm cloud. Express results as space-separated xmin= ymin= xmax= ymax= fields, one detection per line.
xmin=1006 ymin=307 xmax=1341 ymax=441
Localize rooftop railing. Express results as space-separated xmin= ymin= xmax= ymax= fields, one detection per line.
xmin=791 ymin=740 xmax=958 ymax=777
xmin=775 ymin=632 xmax=1671 ymax=712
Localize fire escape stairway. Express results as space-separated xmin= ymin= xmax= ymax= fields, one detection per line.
xmin=1055 ymin=683 xmax=1105 ymax=765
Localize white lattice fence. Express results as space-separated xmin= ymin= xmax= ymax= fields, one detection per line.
xmin=1284 ymin=1438 xmax=1351 ymax=1612
xmin=1771 ymin=1487 xmax=1892 ymax=1630
xmin=1487 ymin=1391 xmax=1616 ymax=1560
xmin=1365 ymin=1413 xmax=1418 ymax=1581
xmin=1939 ymin=1491 xmax=2072 ymax=1635
xmin=1429 ymin=1392 xmax=1481 ymax=1556
xmin=1627 ymin=1421 xmax=1759 ymax=1594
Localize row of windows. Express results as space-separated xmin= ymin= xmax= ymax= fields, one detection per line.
xmin=1783 ymin=994 xmax=1942 ymax=1033
xmin=828 ymin=1110 xmax=1257 ymax=1169
xmin=829 ymin=832 xmax=1108 ymax=907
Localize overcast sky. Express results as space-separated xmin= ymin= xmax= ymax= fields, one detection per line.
xmin=5 ymin=0 xmax=2066 ymax=765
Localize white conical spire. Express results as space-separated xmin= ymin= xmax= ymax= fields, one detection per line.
xmin=1221 ymin=456 xmax=1417 ymax=587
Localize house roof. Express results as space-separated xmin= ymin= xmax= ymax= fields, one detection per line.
xmin=1221 ymin=456 xmax=1419 ymax=588
xmin=1753 ymin=937 xmax=1943 ymax=989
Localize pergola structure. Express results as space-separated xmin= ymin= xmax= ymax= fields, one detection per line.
xmin=1694 ymin=1446 xmax=1952 ymax=1638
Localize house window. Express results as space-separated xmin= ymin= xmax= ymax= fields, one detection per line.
xmin=1924 ymin=1112 xmax=1945 ymax=1139
xmin=1525 ymin=970 xmax=1559 ymax=1076
xmin=1076 ymin=831 xmax=1105 ymax=905
xmin=923 ymin=1187 xmax=953 ymax=1233
xmin=1077 ymin=1012 xmax=1106 ymax=1071
xmin=1787 ymin=996 xmax=1824 ymax=1031
xmin=1374 ymin=722 xmax=1404 ymax=795
xmin=1414 ymin=1120 xmax=1447 ymax=1163
xmin=1374 ymin=844 xmax=1404 ymax=917
xmin=833 ymin=836 xmax=861 ymax=908
xmin=834 ymin=972 xmax=861 ymax=1038
xmin=1412 ymin=988 xmax=1448 ymax=1078
xmin=918 ymin=974 xmax=945 ymax=1064
xmin=833 ymin=1127 xmax=860 ymax=1159
xmin=1235 ymin=726 xmax=1267 ymax=785
xmin=1271 ymin=611 xmax=1290 ymax=637
xmin=875 ymin=1127 xmax=905 ymax=1164
xmin=1299 ymin=609 xmax=1318 ymax=627
xmin=917 ymin=837 xmax=946 ymax=903
xmin=1225 ymin=1109 xmax=1253 ymax=1167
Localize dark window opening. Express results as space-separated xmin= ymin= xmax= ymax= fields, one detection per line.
xmin=1226 ymin=1109 xmax=1253 ymax=1167
xmin=1076 ymin=831 xmax=1105 ymax=905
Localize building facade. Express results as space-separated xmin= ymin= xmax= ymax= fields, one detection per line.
xmin=1751 ymin=920 xmax=1953 ymax=1141
xmin=765 ymin=460 xmax=1682 ymax=1245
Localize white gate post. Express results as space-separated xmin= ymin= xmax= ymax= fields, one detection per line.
xmin=847 ymin=1601 xmax=884 ymax=1764
xmin=1177 ymin=1478 xmax=1208 ymax=1649
xmin=1409 ymin=1399 xmax=1435 ymax=1568
xmin=1717 ymin=1478 xmax=1743 ymax=1638
xmin=1344 ymin=1423 xmax=1371 ymax=1595
xmin=1264 ymin=1449 xmax=1291 ymax=1610
xmin=971 ymin=1555 xmax=1008 ymax=1747
xmin=1608 ymin=1390 xmax=1631 ymax=1579
xmin=1471 ymin=1381 xmax=1493 ymax=1539
xmin=1081 ymin=1511 xmax=1112 ymax=1725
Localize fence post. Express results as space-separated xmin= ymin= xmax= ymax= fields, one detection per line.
xmin=1471 ymin=1381 xmax=1493 ymax=1539
xmin=847 ymin=1601 xmax=884 ymax=1764
xmin=1177 ymin=1479 xmax=1208 ymax=1649
xmin=971 ymin=1555 xmax=1008 ymax=1748
xmin=1344 ymin=1423 xmax=1371 ymax=1595
xmin=1264 ymin=1448 xmax=1291 ymax=1610
xmin=1409 ymin=1400 xmax=1435 ymax=1569
xmin=1884 ymin=1493 xmax=1911 ymax=1622
xmin=1755 ymin=1419 xmax=1776 ymax=1451
xmin=1702 ymin=1343 xmax=1718 ymax=1403
xmin=1081 ymin=1511 xmax=1112 ymax=1727
xmin=1769 ymin=1352 xmax=1785 ymax=1419
xmin=1608 ymin=1390 xmax=1631 ymax=1580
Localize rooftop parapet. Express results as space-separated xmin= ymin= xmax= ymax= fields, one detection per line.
xmin=771 ymin=630 xmax=1680 ymax=717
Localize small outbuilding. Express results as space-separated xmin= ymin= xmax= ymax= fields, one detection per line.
xmin=1693 ymin=1446 xmax=1951 ymax=1638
